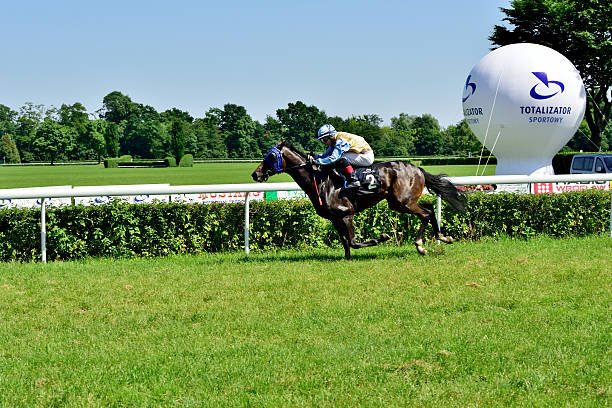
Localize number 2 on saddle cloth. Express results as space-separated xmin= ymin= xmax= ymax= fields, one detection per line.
xmin=327 ymin=166 xmax=380 ymax=196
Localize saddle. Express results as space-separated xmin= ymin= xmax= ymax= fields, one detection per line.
xmin=329 ymin=166 xmax=381 ymax=196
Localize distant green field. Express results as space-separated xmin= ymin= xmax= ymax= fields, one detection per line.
xmin=0 ymin=236 xmax=608 ymax=406
xmin=0 ymin=163 xmax=495 ymax=189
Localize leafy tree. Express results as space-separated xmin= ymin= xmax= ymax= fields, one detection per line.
xmin=161 ymin=108 xmax=196 ymax=157
xmin=251 ymin=120 xmax=269 ymax=156
xmin=0 ymin=104 xmax=18 ymax=137
xmin=442 ymin=119 xmax=483 ymax=156
xmin=219 ymin=104 xmax=260 ymax=158
xmin=412 ymin=114 xmax=443 ymax=155
xmin=490 ymin=0 xmax=612 ymax=151
xmin=32 ymin=119 xmax=76 ymax=164
xmin=263 ymin=116 xmax=283 ymax=146
xmin=193 ymin=109 xmax=227 ymax=158
xmin=121 ymin=104 xmax=165 ymax=158
xmin=77 ymin=120 xmax=107 ymax=162
xmin=59 ymin=103 xmax=89 ymax=133
xmin=382 ymin=113 xmax=418 ymax=156
xmin=339 ymin=115 xmax=384 ymax=147
xmin=14 ymin=103 xmax=46 ymax=162
xmin=100 ymin=91 xmax=136 ymax=124
xmin=0 ymin=134 xmax=21 ymax=163
xmin=274 ymin=101 xmax=328 ymax=152
xmin=104 ymin=122 xmax=120 ymax=158
xmin=391 ymin=113 xmax=417 ymax=130
xmin=59 ymin=102 xmax=93 ymax=160
xmin=169 ymin=118 xmax=187 ymax=164
xmin=375 ymin=126 xmax=413 ymax=157
xmin=160 ymin=108 xmax=193 ymax=124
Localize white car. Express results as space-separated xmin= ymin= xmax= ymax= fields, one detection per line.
xmin=570 ymin=154 xmax=612 ymax=174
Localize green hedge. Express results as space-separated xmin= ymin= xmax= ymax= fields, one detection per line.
xmin=179 ymin=154 xmax=194 ymax=167
xmin=419 ymin=156 xmax=497 ymax=166
xmin=103 ymin=155 xmax=133 ymax=168
xmin=0 ymin=190 xmax=609 ymax=262
xmin=376 ymin=156 xmax=497 ymax=166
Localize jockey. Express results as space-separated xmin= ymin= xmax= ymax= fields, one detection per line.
xmin=312 ymin=124 xmax=374 ymax=190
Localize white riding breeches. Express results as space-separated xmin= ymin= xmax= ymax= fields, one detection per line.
xmin=344 ymin=150 xmax=374 ymax=167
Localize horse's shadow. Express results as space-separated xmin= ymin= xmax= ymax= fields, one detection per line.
xmin=237 ymin=244 xmax=447 ymax=264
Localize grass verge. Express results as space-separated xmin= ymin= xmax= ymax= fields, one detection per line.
xmin=0 ymin=236 xmax=609 ymax=406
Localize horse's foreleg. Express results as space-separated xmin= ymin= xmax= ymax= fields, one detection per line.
xmin=332 ymin=218 xmax=353 ymax=260
xmin=332 ymin=217 xmax=390 ymax=259
xmin=352 ymin=235 xmax=390 ymax=248
xmin=342 ymin=217 xmax=389 ymax=249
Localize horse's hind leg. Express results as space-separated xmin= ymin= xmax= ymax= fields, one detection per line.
xmin=421 ymin=202 xmax=454 ymax=244
xmin=413 ymin=210 xmax=430 ymax=256
xmin=388 ymin=197 xmax=429 ymax=255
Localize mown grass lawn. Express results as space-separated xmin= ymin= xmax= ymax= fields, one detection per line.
xmin=0 ymin=236 xmax=609 ymax=406
xmin=0 ymin=162 xmax=494 ymax=189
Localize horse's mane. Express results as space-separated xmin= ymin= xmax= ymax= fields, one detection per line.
xmin=278 ymin=140 xmax=308 ymax=160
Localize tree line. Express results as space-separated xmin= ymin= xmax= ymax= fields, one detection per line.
xmin=0 ymin=91 xmax=607 ymax=165
xmin=0 ymin=93 xmax=488 ymax=164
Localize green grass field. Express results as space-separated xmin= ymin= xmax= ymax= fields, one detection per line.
xmin=0 ymin=236 xmax=609 ymax=406
xmin=0 ymin=163 xmax=495 ymax=189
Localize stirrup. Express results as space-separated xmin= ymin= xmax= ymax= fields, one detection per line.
xmin=344 ymin=180 xmax=360 ymax=190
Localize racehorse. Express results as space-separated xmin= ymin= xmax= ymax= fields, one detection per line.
xmin=251 ymin=141 xmax=466 ymax=259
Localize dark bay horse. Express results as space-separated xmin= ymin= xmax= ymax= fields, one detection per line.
xmin=251 ymin=141 xmax=466 ymax=259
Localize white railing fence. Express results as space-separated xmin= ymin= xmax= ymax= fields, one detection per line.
xmin=0 ymin=174 xmax=610 ymax=263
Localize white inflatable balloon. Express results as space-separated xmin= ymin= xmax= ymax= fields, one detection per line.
xmin=462 ymin=43 xmax=586 ymax=175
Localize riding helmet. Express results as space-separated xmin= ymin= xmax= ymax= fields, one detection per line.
xmin=317 ymin=124 xmax=337 ymax=139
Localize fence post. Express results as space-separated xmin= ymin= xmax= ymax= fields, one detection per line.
xmin=40 ymin=198 xmax=47 ymax=263
xmin=609 ymin=192 xmax=612 ymax=238
xmin=244 ymin=192 xmax=251 ymax=254
xmin=436 ymin=195 xmax=442 ymax=245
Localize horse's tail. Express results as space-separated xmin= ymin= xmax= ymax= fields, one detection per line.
xmin=419 ymin=168 xmax=467 ymax=212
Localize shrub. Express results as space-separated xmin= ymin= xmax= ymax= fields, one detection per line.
xmin=104 ymin=155 xmax=132 ymax=168
xmin=116 ymin=160 xmax=168 ymax=168
xmin=104 ymin=158 xmax=119 ymax=168
xmin=179 ymin=154 xmax=194 ymax=167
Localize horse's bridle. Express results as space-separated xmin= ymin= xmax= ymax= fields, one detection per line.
xmin=262 ymin=144 xmax=308 ymax=179
xmin=261 ymin=143 xmax=323 ymax=205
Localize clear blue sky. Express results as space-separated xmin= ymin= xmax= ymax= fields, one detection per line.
xmin=1 ymin=0 xmax=510 ymax=128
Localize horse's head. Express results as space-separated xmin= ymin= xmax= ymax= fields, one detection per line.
xmin=251 ymin=141 xmax=307 ymax=182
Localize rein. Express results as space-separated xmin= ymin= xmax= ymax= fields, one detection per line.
xmin=312 ymin=173 xmax=323 ymax=206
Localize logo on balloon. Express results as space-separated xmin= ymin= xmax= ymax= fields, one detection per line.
xmin=529 ymin=72 xmax=565 ymax=100
xmin=462 ymin=75 xmax=477 ymax=102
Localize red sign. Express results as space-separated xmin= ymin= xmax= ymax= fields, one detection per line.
xmin=531 ymin=181 xmax=610 ymax=194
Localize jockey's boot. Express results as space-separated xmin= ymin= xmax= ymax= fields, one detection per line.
xmin=342 ymin=166 xmax=360 ymax=190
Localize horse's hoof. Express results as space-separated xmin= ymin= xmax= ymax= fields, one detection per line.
xmin=442 ymin=235 xmax=454 ymax=244
xmin=416 ymin=246 xmax=428 ymax=256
